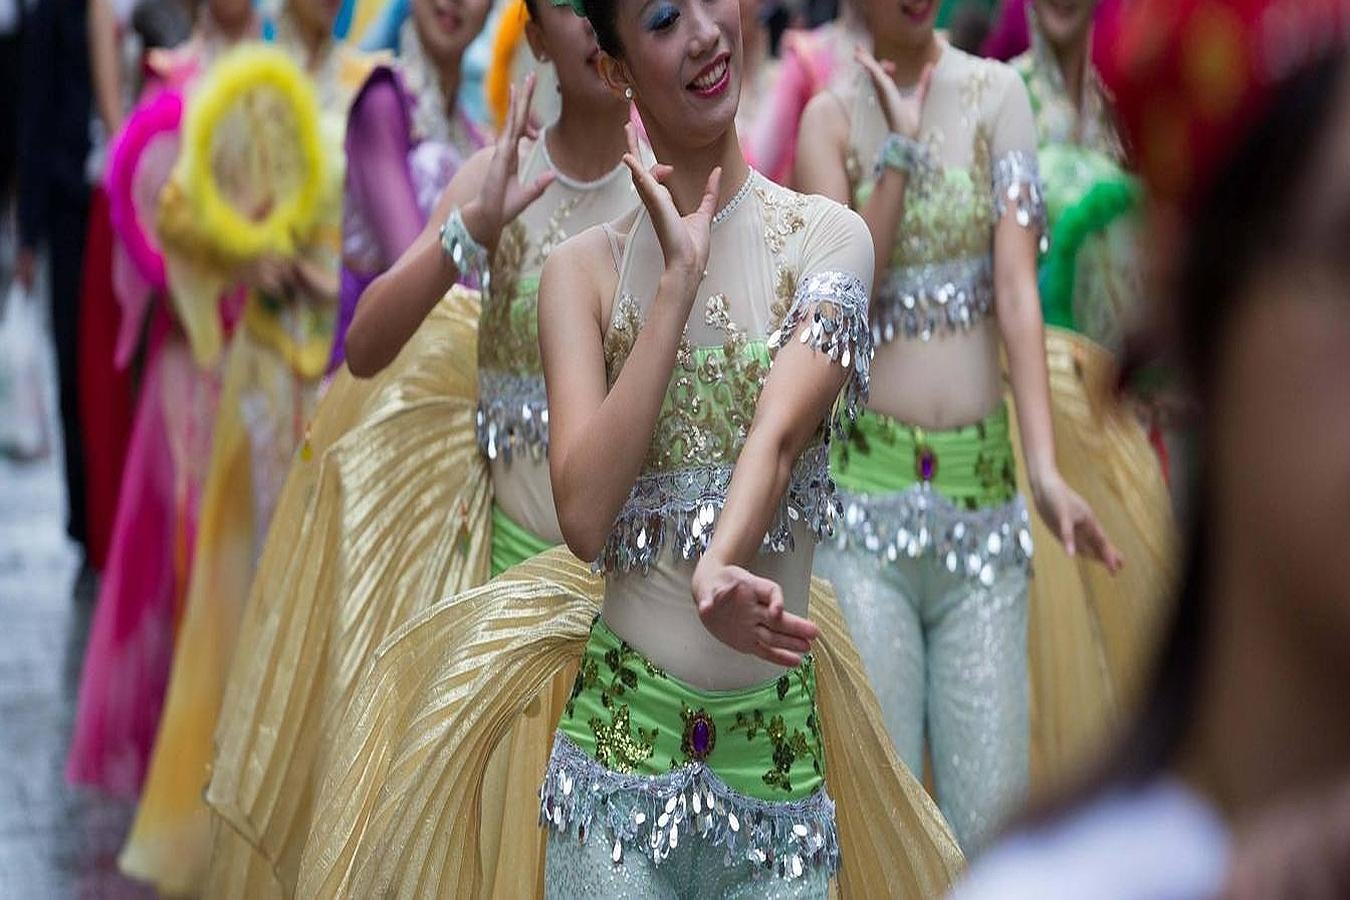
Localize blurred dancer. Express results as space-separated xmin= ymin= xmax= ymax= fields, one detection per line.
xmin=17 ymin=0 xmax=93 ymax=556
xmin=65 ymin=0 xmax=260 ymax=801
xmin=116 ymin=2 xmax=374 ymax=889
xmin=293 ymin=0 xmax=965 ymax=894
xmin=1006 ymin=0 xmax=1176 ymax=784
xmin=203 ymin=3 xmax=640 ymax=891
xmin=954 ymin=1 xmax=1350 ymax=894
xmin=329 ymin=0 xmax=492 ymax=371
xmin=747 ymin=0 xmax=865 ymax=183
xmin=795 ymin=0 xmax=1121 ymax=851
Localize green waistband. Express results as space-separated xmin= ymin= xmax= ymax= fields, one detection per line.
xmin=558 ymin=618 xmax=825 ymax=802
xmin=490 ymin=503 xmax=553 ymax=577
xmin=831 ymin=403 xmax=1017 ymax=509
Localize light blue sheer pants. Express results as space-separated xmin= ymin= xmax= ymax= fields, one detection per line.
xmin=814 ymin=537 xmax=1029 ymax=852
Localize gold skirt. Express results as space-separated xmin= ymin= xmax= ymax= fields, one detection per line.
xmin=297 ymin=549 xmax=965 ymax=898
xmin=1016 ymin=327 xmax=1177 ymax=789
xmin=204 ymin=287 xmax=495 ymax=896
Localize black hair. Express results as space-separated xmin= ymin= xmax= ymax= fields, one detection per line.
xmin=522 ymin=0 xmax=540 ymax=23
xmin=1024 ymin=49 xmax=1346 ymax=826
xmin=580 ymin=0 xmax=623 ymax=58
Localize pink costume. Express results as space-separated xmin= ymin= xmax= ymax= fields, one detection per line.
xmin=65 ymin=48 xmax=242 ymax=797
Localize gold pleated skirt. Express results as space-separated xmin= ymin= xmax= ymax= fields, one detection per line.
xmin=204 ymin=287 xmax=495 ymax=896
xmin=1016 ymin=327 xmax=1177 ymax=790
xmin=296 ymin=549 xmax=965 ymax=898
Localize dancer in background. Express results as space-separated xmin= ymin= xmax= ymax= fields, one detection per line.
xmin=955 ymin=1 xmax=1350 ymax=893
xmin=294 ymin=0 xmax=964 ymax=892
xmin=117 ymin=4 xmax=375 ymax=888
xmin=329 ymin=0 xmax=491 ymax=371
xmin=1002 ymin=0 xmax=1176 ymax=786
xmin=747 ymin=0 xmax=865 ymax=184
xmin=795 ymin=0 xmax=1120 ymax=851
xmin=204 ymin=3 xmax=640 ymax=890
xmin=65 ymin=0 xmax=260 ymax=801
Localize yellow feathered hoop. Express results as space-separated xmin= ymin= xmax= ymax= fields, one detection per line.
xmin=179 ymin=43 xmax=327 ymax=262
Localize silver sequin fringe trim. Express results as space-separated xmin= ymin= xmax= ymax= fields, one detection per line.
xmin=594 ymin=444 xmax=838 ymax=574
xmin=873 ymin=254 xmax=994 ymax=344
xmin=768 ymin=269 xmax=872 ymax=432
xmin=540 ymin=734 xmax=840 ymax=880
xmin=991 ymin=150 xmax=1047 ymax=235
xmin=476 ymin=370 xmax=549 ymax=462
xmin=837 ymin=485 xmax=1033 ymax=582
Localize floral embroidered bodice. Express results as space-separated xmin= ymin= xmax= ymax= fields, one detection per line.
xmin=475 ymin=134 xmax=638 ymax=464
xmin=595 ymin=171 xmax=872 ymax=574
xmin=844 ymin=44 xmax=1046 ymax=345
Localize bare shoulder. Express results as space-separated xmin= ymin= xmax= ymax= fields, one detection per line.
xmin=800 ymin=87 xmax=851 ymax=142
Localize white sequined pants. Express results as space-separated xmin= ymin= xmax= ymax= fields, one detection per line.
xmin=544 ymin=829 xmax=829 ymax=899
xmin=814 ymin=534 xmax=1029 ymax=852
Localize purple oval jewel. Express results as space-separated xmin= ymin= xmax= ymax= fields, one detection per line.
xmin=916 ymin=445 xmax=937 ymax=482
xmin=684 ymin=711 xmax=716 ymax=760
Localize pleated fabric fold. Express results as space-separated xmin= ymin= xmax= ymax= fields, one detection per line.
xmin=1015 ymin=327 xmax=1177 ymax=789
xmin=204 ymin=287 xmax=494 ymax=895
xmin=298 ymin=548 xmax=965 ymax=899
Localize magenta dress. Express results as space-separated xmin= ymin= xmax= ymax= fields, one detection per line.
xmin=330 ymin=64 xmax=486 ymax=372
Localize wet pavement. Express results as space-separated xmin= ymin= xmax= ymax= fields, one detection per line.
xmin=0 ymin=271 xmax=154 ymax=897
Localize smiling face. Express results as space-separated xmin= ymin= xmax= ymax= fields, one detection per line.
xmin=602 ymin=0 xmax=742 ymax=150
xmin=863 ymin=0 xmax=939 ymax=53
xmin=412 ymin=0 xmax=491 ymax=65
xmin=1033 ymin=0 xmax=1096 ymax=55
xmin=526 ymin=2 xmax=614 ymax=107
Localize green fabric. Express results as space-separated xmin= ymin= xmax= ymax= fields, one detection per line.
xmin=831 ymin=404 xmax=1017 ymax=509
xmin=558 ymin=618 xmax=826 ymax=802
xmin=936 ymin=0 xmax=997 ymax=29
xmin=1035 ymin=143 xmax=1140 ymax=333
xmin=490 ymin=503 xmax=553 ymax=577
xmin=646 ymin=338 xmax=773 ymax=473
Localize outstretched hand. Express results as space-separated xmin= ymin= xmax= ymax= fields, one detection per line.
xmin=1032 ymin=472 xmax=1125 ymax=574
xmin=620 ymin=123 xmax=721 ymax=287
xmin=855 ymin=46 xmax=933 ymax=140
xmin=692 ymin=558 xmax=820 ymax=668
xmin=461 ymin=73 xmax=556 ymax=248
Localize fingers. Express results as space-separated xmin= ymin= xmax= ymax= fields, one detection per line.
xmin=694 ymin=166 xmax=723 ymax=221
xmin=1059 ymin=508 xmax=1077 ymax=557
xmin=916 ymin=61 xmax=936 ymax=105
xmin=854 ymin=46 xmax=889 ymax=90
xmin=755 ymin=645 xmax=805 ymax=668
xmin=504 ymin=170 xmax=556 ymax=221
xmin=769 ymin=609 xmax=820 ymax=643
xmin=1077 ymin=516 xmax=1125 ymax=574
xmin=754 ymin=623 xmax=811 ymax=655
xmin=625 ymin=121 xmax=643 ymax=163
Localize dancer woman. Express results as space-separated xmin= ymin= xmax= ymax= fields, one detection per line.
xmin=296 ymin=0 xmax=964 ymax=893
xmin=955 ymin=1 xmax=1350 ymax=893
xmin=330 ymin=0 xmax=491 ymax=371
xmin=795 ymin=0 xmax=1121 ymax=851
xmin=116 ymin=0 xmax=374 ymax=889
xmin=65 ymin=0 xmax=259 ymax=801
xmin=204 ymin=3 xmax=642 ymax=892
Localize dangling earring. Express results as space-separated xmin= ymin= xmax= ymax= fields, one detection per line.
xmin=624 ymin=86 xmax=633 ymax=100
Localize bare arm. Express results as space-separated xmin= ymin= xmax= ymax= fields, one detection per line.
xmin=995 ymin=213 xmax=1122 ymax=571
xmin=344 ymin=151 xmax=487 ymax=376
xmin=89 ymin=0 xmax=124 ymax=134
xmin=345 ymin=76 xmax=552 ymax=377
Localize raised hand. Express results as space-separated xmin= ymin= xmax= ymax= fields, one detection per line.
xmin=461 ymin=73 xmax=556 ymax=249
xmin=855 ymin=46 xmax=933 ymax=140
xmin=1032 ymin=472 xmax=1125 ymax=574
xmin=691 ymin=559 xmax=820 ymax=668
xmin=620 ymin=122 xmax=721 ymax=288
